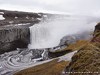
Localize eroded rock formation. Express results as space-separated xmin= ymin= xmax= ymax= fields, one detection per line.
xmin=0 ymin=26 xmax=30 ymax=54
xmin=0 ymin=9 xmax=49 ymax=54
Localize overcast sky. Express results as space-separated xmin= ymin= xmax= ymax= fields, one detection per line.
xmin=0 ymin=0 xmax=100 ymax=15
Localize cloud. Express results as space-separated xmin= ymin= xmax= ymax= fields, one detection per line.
xmin=0 ymin=0 xmax=100 ymax=15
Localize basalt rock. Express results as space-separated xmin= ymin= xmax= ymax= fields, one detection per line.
xmin=92 ymin=22 xmax=100 ymax=43
xmin=0 ymin=26 xmax=30 ymax=54
xmin=0 ymin=9 xmax=50 ymax=54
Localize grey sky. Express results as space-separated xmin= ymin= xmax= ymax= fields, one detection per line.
xmin=0 ymin=0 xmax=100 ymax=15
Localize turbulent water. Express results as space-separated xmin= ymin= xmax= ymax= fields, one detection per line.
xmin=0 ymin=15 xmax=100 ymax=75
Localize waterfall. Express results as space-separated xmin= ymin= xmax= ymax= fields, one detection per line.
xmin=28 ymin=21 xmax=54 ymax=49
xmin=28 ymin=15 xmax=97 ymax=49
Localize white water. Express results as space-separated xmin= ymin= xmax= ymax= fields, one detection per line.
xmin=28 ymin=15 xmax=99 ymax=49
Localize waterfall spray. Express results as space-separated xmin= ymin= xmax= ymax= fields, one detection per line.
xmin=28 ymin=15 xmax=96 ymax=49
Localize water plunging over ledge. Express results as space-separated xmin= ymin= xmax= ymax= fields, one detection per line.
xmin=28 ymin=15 xmax=96 ymax=49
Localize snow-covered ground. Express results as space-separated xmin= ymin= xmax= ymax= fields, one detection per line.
xmin=58 ymin=51 xmax=77 ymax=62
xmin=0 ymin=15 xmax=5 ymax=20
xmin=0 ymin=12 xmax=4 ymax=14
xmin=0 ymin=47 xmax=77 ymax=75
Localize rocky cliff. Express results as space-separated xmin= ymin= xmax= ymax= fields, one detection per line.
xmin=0 ymin=26 xmax=30 ymax=54
xmin=0 ymin=9 xmax=50 ymax=54
xmin=0 ymin=10 xmax=41 ymax=26
xmin=92 ymin=22 xmax=100 ymax=43
xmin=64 ymin=23 xmax=100 ymax=75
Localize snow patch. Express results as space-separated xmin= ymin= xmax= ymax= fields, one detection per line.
xmin=38 ymin=14 xmax=41 ymax=16
xmin=0 ymin=12 xmax=4 ymax=14
xmin=43 ymin=15 xmax=47 ymax=18
xmin=17 ymin=23 xmax=30 ymax=26
xmin=0 ymin=15 xmax=5 ymax=20
xmin=26 ymin=16 xmax=29 ymax=19
xmin=9 ymin=21 xmax=14 ymax=24
xmin=3 ymin=23 xmax=31 ymax=27
xmin=15 ymin=17 xmax=18 ymax=19
xmin=37 ymin=18 xmax=42 ymax=20
xmin=58 ymin=51 xmax=77 ymax=62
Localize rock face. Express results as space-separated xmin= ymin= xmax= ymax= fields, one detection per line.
xmin=0 ymin=9 xmax=42 ymax=26
xmin=92 ymin=22 xmax=100 ymax=43
xmin=0 ymin=9 xmax=62 ymax=54
xmin=0 ymin=9 xmax=50 ymax=54
xmin=64 ymin=23 xmax=100 ymax=75
xmin=0 ymin=26 xmax=30 ymax=54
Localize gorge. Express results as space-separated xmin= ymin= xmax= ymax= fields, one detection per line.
xmin=0 ymin=9 xmax=100 ymax=75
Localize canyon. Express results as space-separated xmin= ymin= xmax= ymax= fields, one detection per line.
xmin=0 ymin=9 xmax=100 ymax=75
